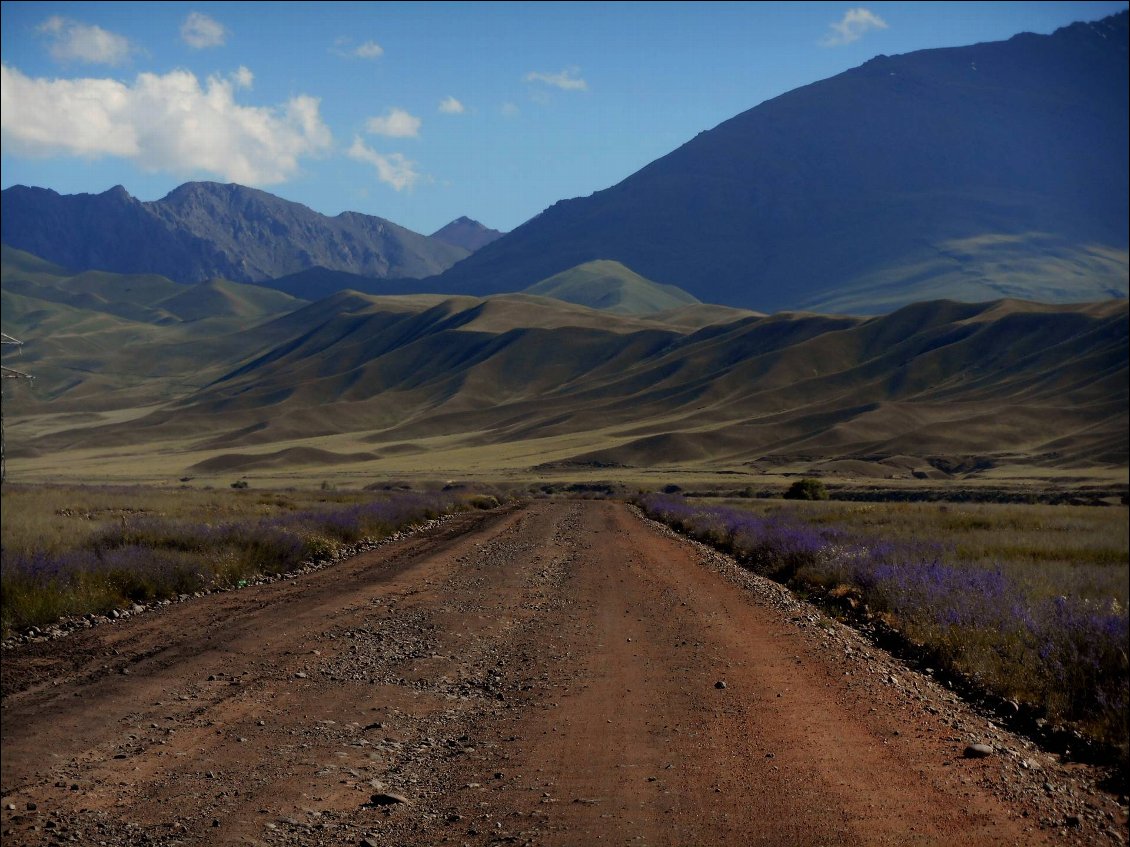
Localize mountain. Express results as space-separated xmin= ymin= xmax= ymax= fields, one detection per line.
xmin=425 ymin=12 xmax=1129 ymax=313
xmin=430 ymin=217 xmax=505 ymax=252
xmin=523 ymin=260 xmax=700 ymax=314
xmin=0 ymin=182 xmax=469 ymax=285
xmin=8 ymin=286 xmax=1125 ymax=479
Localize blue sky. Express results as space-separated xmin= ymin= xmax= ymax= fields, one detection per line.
xmin=2 ymin=1 xmax=1126 ymax=235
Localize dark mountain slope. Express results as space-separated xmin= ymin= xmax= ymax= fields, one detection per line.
xmin=429 ymin=13 xmax=1129 ymax=313
xmin=250 ymin=266 xmax=406 ymax=301
xmin=0 ymin=182 xmax=469 ymax=284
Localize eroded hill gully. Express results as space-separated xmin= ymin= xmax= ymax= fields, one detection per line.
xmin=1 ymin=501 xmax=1126 ymax=846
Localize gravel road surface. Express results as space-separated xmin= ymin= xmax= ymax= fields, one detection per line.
xmin=2 ymin=500 xmax=1126 ymax=846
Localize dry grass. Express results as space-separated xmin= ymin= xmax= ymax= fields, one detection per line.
xmin=0 ymin=482 xmax=489 ymax=635
xmin=1 ymin=483 xmax=410 ymax=557
xmin=6 ymin=296 xmax=1125 ymax=483
xmin=710 ymin=498 xmax=1129 ymax=604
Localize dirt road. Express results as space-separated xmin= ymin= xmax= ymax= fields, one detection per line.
xmin=2 ymin=500 xmax=1125 ymax=846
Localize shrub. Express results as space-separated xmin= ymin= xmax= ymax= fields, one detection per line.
xmin=784 ymin=478 xmax=828 ymax=501
xmin=466 ymin=494 xmax=500 ymax=510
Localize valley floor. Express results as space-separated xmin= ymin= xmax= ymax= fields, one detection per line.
xmin=1 ymin=501 xmax=1125 ymax=846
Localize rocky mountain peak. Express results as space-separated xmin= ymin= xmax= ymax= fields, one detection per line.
xmin=430 ymin=217 xmax=505 ymax=253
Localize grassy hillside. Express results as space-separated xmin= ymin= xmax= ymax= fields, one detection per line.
xmin=1 ymin=247 xmax=308 ymax=412
xmin=523 ymin=260 xmax=700 ymax=315
xmin=801 ymin=236 xmax=1129 ymax=315
xmin=6 ymin=284 xmax=1125 ymax=485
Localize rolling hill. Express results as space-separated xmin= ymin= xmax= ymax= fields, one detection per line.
xmin=523 ymin=261 xmax=700 ymax=315
xmin=0 ymin=246 xmax=308 ymax=411
xmin=425 ymin=12 xmax=1129 ymax=313
xmin=247 ymin=266 xmax=404 ymax=301
xmin=6 ymin=284 xmax=1124 ymax=481
xmin=2 ymin=12 xmax=1127 ymax=485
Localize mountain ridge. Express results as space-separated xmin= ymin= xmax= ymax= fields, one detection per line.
xmin=3 ymin=13 xmax=1124 ymax=313
xmin=0 ymin=181 xmax=470 ymax=285
xmin=423 ymin=11 xmax=1129 ymax=313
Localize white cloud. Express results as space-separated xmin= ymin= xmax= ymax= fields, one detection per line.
xmin=354 ymin=40 xmax=384 ymax=59
xmin=438 ymin=95 xmax=465 ymax=114
xmin=501 ymin=101 xmax=519 ymax=117
xmin=232 ymin=66 xmax=254 ymax=89
xmin=365 ymin=107 xmax=421 ymax=138
xmin=38 ymin=16 xmax=132 ymax=65
xmin=822 ymin=8 xmax=889 ymax=46
xmin=181 ymin=11 xmax=227 ymax=49
xmin=333 ymin=38 xmax=384 ymax=59
xmin=347 ymin=137 xmax=419 ymax=191
xmin=524 ymin=67 xmax=587 ymax=91
xmin=0 ymin=64 xmax=332 ymax=185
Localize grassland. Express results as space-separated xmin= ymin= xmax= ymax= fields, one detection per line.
xmin=711 ymin=497 xmax=1130 ymax=602
xmin=0 ymin=482 xmax=500 ymax=637
xmin=523 ymin=259 xmax=704 ymax=314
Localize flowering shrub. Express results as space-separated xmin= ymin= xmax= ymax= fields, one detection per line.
xmin=634 ymin=493 xmax=1129 ymax=758
xmin=2 ymin=490 xmax=461 ymax=634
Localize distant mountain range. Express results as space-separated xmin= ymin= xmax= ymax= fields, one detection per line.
xmin=429 ymin=11 xmax=1129 ymax=313
xmin=2 ymin=13 xmax=1125 ymax=314
xmin=0 ymin=181 xmax=479 ymax=284
xmin=2 ymin=12 xmax=1126 ymax=316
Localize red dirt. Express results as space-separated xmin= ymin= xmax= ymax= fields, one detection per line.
xmin=2 ymin=500 xmax=1126 ymax=846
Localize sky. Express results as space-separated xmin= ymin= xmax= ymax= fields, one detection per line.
xmin=2 ymin=2 xmax=1127 ymax=235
